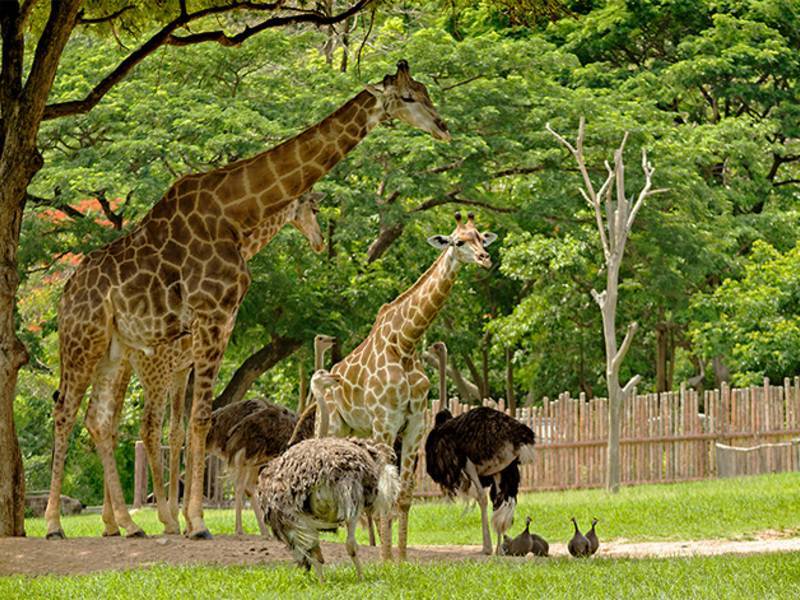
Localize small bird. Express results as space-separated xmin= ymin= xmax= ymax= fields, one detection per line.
xmin=568 ymin=517 xmax=592 ymax=557
xmin=499 ymin=516 xmax=549 ymax=557
xmin=586 ymin=517 xmax=600 ymax=555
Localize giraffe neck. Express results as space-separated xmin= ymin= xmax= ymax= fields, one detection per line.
xmin=238 ymin=200 xmax=296 ymax=261
xmin=216 ymin=89 xmax=385 ymax=233
xmin=385 ymin=248 xmax=461 ymax=352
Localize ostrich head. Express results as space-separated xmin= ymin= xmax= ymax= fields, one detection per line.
xmin=427 ymin=212 xmax=497 ymax=269
xmin=433 ymin=408 xmax=454 ymax=428
xmin=310 ymin=369 xmax=341 ymax=398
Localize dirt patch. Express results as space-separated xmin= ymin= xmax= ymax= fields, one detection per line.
xmin=3 ymin=532 xmax=800 ymax=577
xmin=0 ymin=535 xmax=488 ymax=577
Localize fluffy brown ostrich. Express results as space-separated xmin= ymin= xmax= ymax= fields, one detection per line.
xmin=258 ymin=436 xmax=400 ymax=582
xmin=425 ymin=406 xmax=535 ymax=554
xmin=206 ymin=399 xmax=290 ymax=536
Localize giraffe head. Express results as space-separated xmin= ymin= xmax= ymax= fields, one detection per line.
xmin=366 ymin=60 xmax=451 ymax=142
xmin=427 ymin=212 xmax=498 ymax=268
xmin=289 ymin=191 xmax=325 ymax=253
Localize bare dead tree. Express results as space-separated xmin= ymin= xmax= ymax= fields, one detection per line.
xmin=546 ymin=117 xmax=666 ymax=493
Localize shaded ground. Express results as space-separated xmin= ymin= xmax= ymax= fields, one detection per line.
xmin=3 ymin=531 xmax=800 ymax=577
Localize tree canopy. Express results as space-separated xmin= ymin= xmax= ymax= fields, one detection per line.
xmin=7 ymin=0 xmax=800 ymax=506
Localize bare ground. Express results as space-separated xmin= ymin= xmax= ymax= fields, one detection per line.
xmin=2 ymin=532 xmax=800 ymax=577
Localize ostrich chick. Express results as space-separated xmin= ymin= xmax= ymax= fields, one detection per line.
xmin=258 ymin=437 xmax=400 ymax=582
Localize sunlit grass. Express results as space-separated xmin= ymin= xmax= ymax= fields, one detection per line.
xmin=2 ymin=553 xmax=800 ymax=599
xmin=24 ymin=472 xmax=800 ymax=545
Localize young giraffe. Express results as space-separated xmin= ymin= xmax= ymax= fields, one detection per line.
xmin=94 ymin=191 xmax=324 ymax=538
xmin=317 ymin=212 xmax=496 ymax=560
xmin=45 ymin=59 xmax=450 ymax=541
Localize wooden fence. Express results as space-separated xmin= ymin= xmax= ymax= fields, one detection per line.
xmin=134 ymin=378 xmax=800 ymax=504
xmin=413 ymin=377 xmax=800 ymax=496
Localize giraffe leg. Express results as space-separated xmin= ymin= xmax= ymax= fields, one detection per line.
xmin=168 ymin=368 xmax=189 ymax=528
xmin=102 ymin=360 xmax=132 ymax=537
xmin=182 ymin=419 xmax=194 ymax=535
xmin=138 ymin=370 xmax=179 ymax=535
xmin=44 ymin=366 xmax=93 ymax=539
xmin=84 ymin=348 xmax=144 ymax=537
xmin=185 ymin=319 xmax=234 ymax=540
xmin=396 ymin=411 xmax=425 ymax=562
xmin=464 ymin=460 xmax=492 ymax=555
xmin=370 ymin=424 xmax=395 ymax=561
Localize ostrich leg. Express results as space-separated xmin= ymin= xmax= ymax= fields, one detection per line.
xmin=464 ymin=460 xmax=493 ymax=555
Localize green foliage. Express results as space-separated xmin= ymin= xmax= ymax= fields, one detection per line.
xmin=689 ymin=241 xmax=800 ymax=385
xmin=14 ymin=1 xmax=800 ymax=501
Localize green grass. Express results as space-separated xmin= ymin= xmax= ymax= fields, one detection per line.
xmin=2 ymin=553 xmax=800 ymax=599
xmin=24 ymin=472 xmax=800 ymax=545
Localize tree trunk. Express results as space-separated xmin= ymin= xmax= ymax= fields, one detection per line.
xmin=212 ymin=335 xmax=302 ymax=409
xmin=0 ymin=193 xmax=29 ymax=537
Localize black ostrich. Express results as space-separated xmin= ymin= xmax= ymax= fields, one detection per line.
xmin=425 ymin=406 xmax=536 ymax=554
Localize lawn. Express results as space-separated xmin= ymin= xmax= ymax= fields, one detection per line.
xmin=22 ymin=472 xmax=800 ymax=545
xmin=9 ymin=473 xmax=800 ymax=599
xmin=2 ymin=553 xmax=800 ymax=599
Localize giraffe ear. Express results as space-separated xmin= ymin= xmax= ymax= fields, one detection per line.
xmin=482 ymin=232 xmax=498 ymax=247
xmin=427 ymin=235 xmax=450 ymax=249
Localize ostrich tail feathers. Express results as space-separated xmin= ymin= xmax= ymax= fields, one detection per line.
xmin=374 ymin=464 xmax=400 ymax=516
xmin=491 ymin=498 xmax=516 ymax=536
xmin=518 ymin=443 xmax=536 ymax=465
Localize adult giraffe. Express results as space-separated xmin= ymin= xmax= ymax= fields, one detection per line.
xmin=45 ymin=60 xmax=450 ymax=540
xmin=317 ymin=212 xmax=496 ymax=560
xmin=96 ymin=191 xmax=325 ymax=539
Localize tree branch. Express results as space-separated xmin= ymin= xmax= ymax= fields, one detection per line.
xmin=547 ymin=119 xmax=611 ymax=259
xmin=412 ymin=192 xmax=514 ymax=213
xmin=26 ymin=192 xmax=85 ymax=220
xmin=591 ymin=288 xmax=606 ymax=310
xmin=212 ymin=334 xmax=303 ymax=410
xmin=165 ymin=0 xmax=374 ymax=47
xmin=621 ymin=374 xmax=641 ymax=396
xmin=77 ymin=5 xmax=135 ymax=25
xmin=612 ymin=321 xmax=638 ymax=372
xmin=43 ymin=0 xmax=375 ymax=121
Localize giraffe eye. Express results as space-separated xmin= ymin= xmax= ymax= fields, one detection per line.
xmin=455 ymin=240 xmax=465 ymax=247
xmin=401 ymin=96 xmax=415 ymax=103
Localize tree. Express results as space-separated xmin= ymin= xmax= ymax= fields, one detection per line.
xmin=0 ymin=0 xmax=376 ymax=537
xmin=547 ymin=117 xmax=665 ymax=493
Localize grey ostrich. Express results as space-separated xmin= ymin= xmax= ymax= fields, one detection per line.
xmin=425 ymin=406 xmax=536 ymax=554
xmin=258 ymin=436 xmax=400 ymax=582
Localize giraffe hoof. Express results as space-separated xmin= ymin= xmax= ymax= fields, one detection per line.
xmin=190 ymin=529 xmax=213 ymax=540
xmin=126 ymin=529 xmax=147 ymax=539
xmin=102 ymin=530 xmax=121 ymax=537
xmin=45 ymin=529 xmax=65 ymax=540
